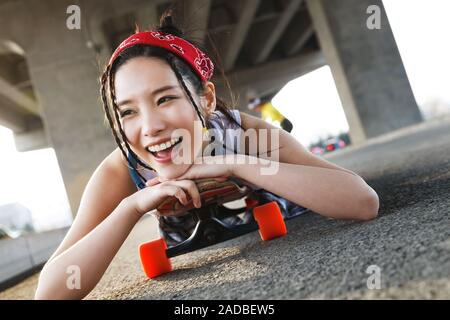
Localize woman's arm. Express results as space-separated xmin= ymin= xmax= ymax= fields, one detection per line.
xmin=35 ymin=148 xmax=139 ymax=299
xmin=238 ymin=112 xmax=379 ymax=220
xmin=35 ymin=149 xmax=203 ymax=299
xmin=170 ymin=153 xmax=378 ymax=221
xmin=172 ymin=113 xmax=379 ymax=221
xmin=233 ymin=155 xmax=379 ymax=221
xmin=35 ymin=198 xmax=141 ymax=299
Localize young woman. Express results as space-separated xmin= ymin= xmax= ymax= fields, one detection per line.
xmin=35 ymin=14 xmax=379 ymax=300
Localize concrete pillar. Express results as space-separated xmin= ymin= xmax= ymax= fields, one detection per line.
xmin=307 ymin=0 xmax=423 ymax=144
xmin=4 ymin=0 xmax=116 ymax=216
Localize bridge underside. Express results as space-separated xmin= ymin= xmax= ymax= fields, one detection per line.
xmin=0 ymin=0 xmax=421 ymax=216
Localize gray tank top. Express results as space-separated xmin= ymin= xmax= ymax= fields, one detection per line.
xmin=128 ymin=109 xmax=309 ymax=246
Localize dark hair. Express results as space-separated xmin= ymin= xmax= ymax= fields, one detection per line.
xmin=100 ymin=12 xmax=243 ymax=181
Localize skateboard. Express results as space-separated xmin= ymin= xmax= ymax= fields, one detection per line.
xmin=139 ymin=178 xmax=288 ymax=279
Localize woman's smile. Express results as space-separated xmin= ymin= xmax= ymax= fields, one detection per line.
xmin=147 ymin=136 xmax=184 ymax=164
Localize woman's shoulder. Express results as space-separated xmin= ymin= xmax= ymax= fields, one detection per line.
xmin=98 ymin=148 xmax=137 ymax=187
xmin=216 ymin=109 xmax=270 ymax=130
xmin=209 ymin=109 xmax=241 ymax=130
xmin=239 ymin=111 xmax=275 ymax=130
xmin=104 ymin=147 xmax=129 ymax=171
xmin=74 ymin=148 xmax=136 ymax=219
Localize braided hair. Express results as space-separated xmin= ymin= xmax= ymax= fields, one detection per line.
xmin=99 ymin=14 xmax=243 ymax=183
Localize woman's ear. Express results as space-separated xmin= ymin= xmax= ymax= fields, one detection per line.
xmin=202 ymin=81 xmax=216 ymax=116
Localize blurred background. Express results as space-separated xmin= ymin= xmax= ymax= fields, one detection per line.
xmin=0 ymin=0 xmax=449 ymax=292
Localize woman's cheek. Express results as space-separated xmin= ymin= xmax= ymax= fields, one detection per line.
xmin=122 ymin=121 xmax=140 ymax=146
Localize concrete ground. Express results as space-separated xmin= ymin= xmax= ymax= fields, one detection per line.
xmin=1 ymin=115 xmax=449 ymax=300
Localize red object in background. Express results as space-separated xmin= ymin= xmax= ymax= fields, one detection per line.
xmin=310 ymin=138 xmax=346 ymax=155
xmin=324 ymin=138 xmax=347 ymax=153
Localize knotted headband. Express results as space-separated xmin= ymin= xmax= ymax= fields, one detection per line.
xmin=108 ymin=31 xmax=214 ymax=82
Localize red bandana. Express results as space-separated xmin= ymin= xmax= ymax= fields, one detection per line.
xmin=108 ymin=31 xmax=214 ymax=82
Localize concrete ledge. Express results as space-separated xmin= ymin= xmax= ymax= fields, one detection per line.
xmin=325 ymin=114 xmax=450 ymax=159
xmin=0 ymin=227 xmax=68 ymax=291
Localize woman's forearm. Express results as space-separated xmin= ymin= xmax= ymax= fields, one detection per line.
xmin=35 ymin=198 xmax=141 ymax=300
xmin=234 ymin=156 xmax=379 ymax=220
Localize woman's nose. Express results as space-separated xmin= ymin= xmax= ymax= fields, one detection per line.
xmin=141 ymin=111 xmax=166 ymax=137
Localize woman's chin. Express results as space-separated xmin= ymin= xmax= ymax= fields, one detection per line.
xmin=156 ymin=163 xmax=191 ymax=180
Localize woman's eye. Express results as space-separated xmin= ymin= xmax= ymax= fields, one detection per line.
xmin=119 ymin=110 xmax=133 ymax=117
xmin=157 ymin=96 xmax=176 ymax=105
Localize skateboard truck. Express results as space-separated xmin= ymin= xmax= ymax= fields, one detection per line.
xmin=139 ymin=178 xmax=288 ymax=279
xmin=165 ymin=201 xmax=260 ymax=258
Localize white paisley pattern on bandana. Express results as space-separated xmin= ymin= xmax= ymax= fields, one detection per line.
xmin=150 ymin=32 xmax=174 ymax=41
xmin=110 ymin=31 xmax=214 ymax=82
xmin=194 ymin=47 xmax=214 ymax=80
xmin=169 ymin=43 xmax=185 ymax=54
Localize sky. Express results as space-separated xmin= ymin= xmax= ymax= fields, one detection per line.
xmin=0 ymin=128 xmax=73 ymax=231
xmin=272 ymin=65 xmax=349 ymax=146
xmin=0 ymin=0 xmax=449 ymax=231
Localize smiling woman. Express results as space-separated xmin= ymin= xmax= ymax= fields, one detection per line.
xmin=34 ymin=8 xmax=379 ymax=300
xmin=111 ymin=55 xmax=210 ymax=179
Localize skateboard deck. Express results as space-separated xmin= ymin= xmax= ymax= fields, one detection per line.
xmin=156 ymin=178 xmax=252 ymax=216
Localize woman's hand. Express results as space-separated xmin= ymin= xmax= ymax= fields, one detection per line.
xmin=129 ymin=179 xmax=203 ymax=217
xmin=135 ymin=155 xmax=245 ymax=217
xmin=147 ymin=155 xmax=241 ymax=184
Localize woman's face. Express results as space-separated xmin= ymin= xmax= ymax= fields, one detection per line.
xmin=114 ymin=56 xmax=215 ymax=179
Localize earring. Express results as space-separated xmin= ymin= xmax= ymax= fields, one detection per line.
xmin=202 ymin=127 xmax=209 ymax=139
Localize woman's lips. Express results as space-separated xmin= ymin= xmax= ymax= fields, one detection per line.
xmin=151 ymin=141 xmax=182 ymax=164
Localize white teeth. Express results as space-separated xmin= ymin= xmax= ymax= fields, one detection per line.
xmin=147 ymin=137 xmax=181 ymax=153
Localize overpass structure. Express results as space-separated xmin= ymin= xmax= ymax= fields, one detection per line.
xmin=0 ymin=0 xmax=422 ymax=216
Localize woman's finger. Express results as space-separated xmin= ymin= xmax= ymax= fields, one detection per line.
xmin=146 ymin=176 xmax=161 ymax=187
xmin=160 ymin=180 xmax=202 ymax=209
xmin=158 ymin=176 xmax=169 ymax=182
xmin=174 ymin=180 xmax=202 ymax=208
xmin=173 ymin=187 xmax=188 ymax=206
xmin=162 ymin=185 xmax=188 ymax=206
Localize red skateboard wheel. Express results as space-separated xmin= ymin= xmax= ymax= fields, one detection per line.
xmin=139 ymin=238 xmax=173 ymax=278
xmin=253 ymin=201 xmax=287 ymax=241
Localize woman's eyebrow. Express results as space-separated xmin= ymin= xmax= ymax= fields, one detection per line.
xmin=153 ymin=84 xmax=179 ymax=95
xmin=116 ymin=85 xmax=178 ymax=107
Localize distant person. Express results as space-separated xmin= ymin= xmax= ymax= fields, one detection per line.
xmin=248 ymin=98 xmax=293 ymax=133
